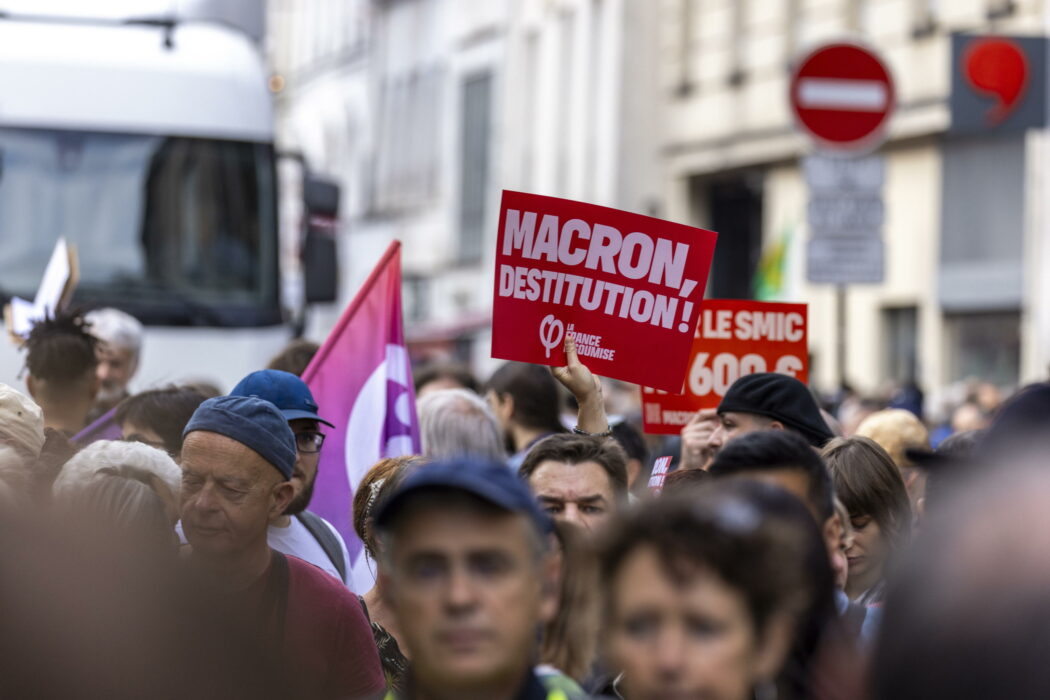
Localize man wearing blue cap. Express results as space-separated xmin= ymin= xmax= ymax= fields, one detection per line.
xmin=374 ymin=457 xmax=584 ymax=700
xmin=230 ymin=369 xmax=352 ymax=586
xmin=180 ymin=395 xmax=385 ymax=699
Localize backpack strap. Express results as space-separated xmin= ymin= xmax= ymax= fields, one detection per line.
xmin=295 ymin=511 xmax=348 ymax=584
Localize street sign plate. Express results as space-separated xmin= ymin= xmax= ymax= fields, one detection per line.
xmin=803 ymin=154 xmax=885 ymax=192
xmin=806 ymin=237 xmax=885 ymax=284
xmin=808 ymin=195 xmax=884 ymax=232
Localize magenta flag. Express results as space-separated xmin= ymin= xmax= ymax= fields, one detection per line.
xmin=302 ymin=241 xmax=420 ymax=592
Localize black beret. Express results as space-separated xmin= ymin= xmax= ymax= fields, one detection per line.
xmin=718 ymin=373 xmax=833 ymax=448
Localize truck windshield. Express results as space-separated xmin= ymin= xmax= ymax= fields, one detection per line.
xmin=0 ymin=126 xmax=279 ymax=326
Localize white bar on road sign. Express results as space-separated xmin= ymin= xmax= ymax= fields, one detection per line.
xmin=797 ymin=78 xmax=889 ymax=111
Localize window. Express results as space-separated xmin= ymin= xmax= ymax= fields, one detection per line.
xmin=0 ymin=127 xmax=278 ymax=326
xmin=945 ymin=311 xmax=1020 ymax=386
xmin=556 ymin=10 xmax=575 ymax=193
xmin=728 ymin=0 xmax=746 ymax=86
xmin=373 ymin=66 xmax=444 ymax=213
xmin=457 ymin=72 xmax=493 ymax=263
xmin=883 ymin=306 xmax=918 ymax=383
xmin=939 ymin=134 xmax=1024 ymax=310
xmin=675 ymin=0 xmax=696 ymax=96
xmin=404 ymin=274 xmax=430 ymax=324
xmin=911 ymin=0 xmax=938 ymax=37
xmin=987 ymin=0 xmax=1016 ymax=20
xmin=701 ymin=175 xmax=764 ymax=299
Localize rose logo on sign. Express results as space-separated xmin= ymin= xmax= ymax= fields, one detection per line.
xmin=539 ymin=314 xmax=565 ymax=359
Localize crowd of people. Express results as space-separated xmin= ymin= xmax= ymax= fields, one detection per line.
xmin=0 ymin=307 xmax=1048 ymax=699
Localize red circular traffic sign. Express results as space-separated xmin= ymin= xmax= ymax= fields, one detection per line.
xmin=790 ymin=43 xmax=895 ymax=151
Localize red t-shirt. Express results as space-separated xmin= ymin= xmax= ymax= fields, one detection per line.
xmin=269 ymin=553 xmax=386 ymax=699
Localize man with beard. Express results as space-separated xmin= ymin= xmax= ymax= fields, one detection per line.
xmin=85 ymin=308 xmax=143 ymax=423
xmin=230 ymin=370 xmax=352 ymax=586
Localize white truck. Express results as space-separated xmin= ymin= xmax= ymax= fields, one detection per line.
xmin=0 ymin=2 xmax=337 ymax=392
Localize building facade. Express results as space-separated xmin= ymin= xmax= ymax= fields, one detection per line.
xmin=267 ymin=0 xmax=660 ymax=376
xmin=660 ymin=0 xmax=1050 ymax=405
xmin=270 ymin=0 xmax=1048 ymax=406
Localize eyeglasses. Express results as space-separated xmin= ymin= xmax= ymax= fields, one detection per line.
xmin=295 ymin=431 xmax=326 ymax=454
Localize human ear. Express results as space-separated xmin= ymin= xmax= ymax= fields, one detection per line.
xmin=270 ymin=481 xmax=295 ymax=520
xmin=754 ymin=611 xmax=795 ymax=683
xmin=25 ymin=374 xmax=37 ymax=400
xmin=769 ymin=420 xmax=786 ymax=431
xmin=501 ymin=394 xmax=516 ymax=422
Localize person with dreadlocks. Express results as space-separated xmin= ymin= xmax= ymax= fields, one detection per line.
xmin=23 ymin=311 xmax=100 ymax=437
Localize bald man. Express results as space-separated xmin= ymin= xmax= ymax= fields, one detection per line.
xmin=179 ymin=396 xmax=383 ymax=699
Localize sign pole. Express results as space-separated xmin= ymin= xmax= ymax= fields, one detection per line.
xmin=836 ymin=284 xmax=847 ymax=390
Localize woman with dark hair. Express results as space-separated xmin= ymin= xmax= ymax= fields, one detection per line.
xmin=822 ymin=436 xmax=912 ymax=605
xmin=600 ymin=480 xmax=836 ymax=700
xmin=350 ymin=455 xmax=423 ymax=693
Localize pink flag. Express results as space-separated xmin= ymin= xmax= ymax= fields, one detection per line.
xmin=302 ymin=241 xmax=420 ymax=592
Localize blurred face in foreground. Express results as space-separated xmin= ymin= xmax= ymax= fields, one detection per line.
xmin=179 ymin=432 xmax=293 ymax=560
xmin=608 ymin=545 xmax=789 ymax=700
xmin=730 ymin=467 xmax=847 ymax=593
xmin=381 ymin=497 xmax=556 ymax=694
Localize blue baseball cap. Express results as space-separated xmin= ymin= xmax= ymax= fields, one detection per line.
xmin=183 ymin=395 xmax=297 ymax=480
xmin=375 ymin=457 xmax=552 ymax=535
xmin=230 ymin=369 xmax=334 ymax=428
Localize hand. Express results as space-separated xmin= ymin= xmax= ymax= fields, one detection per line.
xmin=551 ymin=335 xmax=602 ymax=405
xmin=551 ymin=335 xmax=608 ymax=435
xmin=680 ymin=409 xmax=719 ymax=470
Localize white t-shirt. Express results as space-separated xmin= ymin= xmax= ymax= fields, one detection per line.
xmin=268 ymin=514 xmax=354 ymax=590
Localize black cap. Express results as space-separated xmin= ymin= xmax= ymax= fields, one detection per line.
xmin=718 ymin=373 xmax=833 ymax=448
xmin=375 ymin=457 xmax=551 ymax=535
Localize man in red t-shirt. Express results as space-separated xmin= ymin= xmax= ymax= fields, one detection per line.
xmin=180 ymin=395 xmax=385 ymax=699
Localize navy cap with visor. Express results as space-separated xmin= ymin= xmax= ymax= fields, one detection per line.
xmin=374 ymin=457 xmax=552 ymax=535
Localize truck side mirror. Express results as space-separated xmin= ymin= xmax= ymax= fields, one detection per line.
xmin=301 ymin=175 xmax=340 ymax=304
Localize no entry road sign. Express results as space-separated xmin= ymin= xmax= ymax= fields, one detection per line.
xmin=790 ymin=43 xmax=895 ymax=151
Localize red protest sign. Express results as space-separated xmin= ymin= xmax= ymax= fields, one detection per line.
xmin=491 ymin=190 xmax=718 ymax=393
xmin=641 ymin=300 xmax=809 ymax=435
xmin=647 ymin=456 xmax=673 ymax=495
